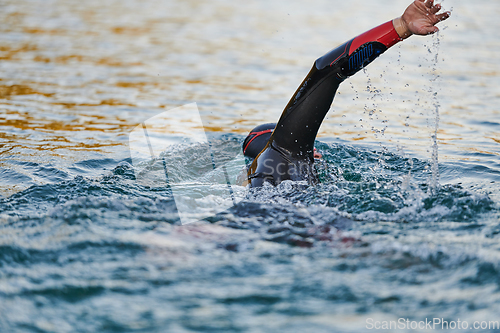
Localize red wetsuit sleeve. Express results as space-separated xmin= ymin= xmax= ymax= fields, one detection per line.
xmin=315 ymin=20 xmax=403 ymax=71
xmin=348 ymin=20 xmax=402 ymax=55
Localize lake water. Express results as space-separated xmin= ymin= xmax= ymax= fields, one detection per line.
xmin=1 ymin=0 xmax=499 ymax=332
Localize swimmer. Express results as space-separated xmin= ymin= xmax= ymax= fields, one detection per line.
xmin=243 ymin=0 xmax=450 ymax=187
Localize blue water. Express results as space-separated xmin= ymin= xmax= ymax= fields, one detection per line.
xmin=1 ymin=135 xmax=499 ymax=332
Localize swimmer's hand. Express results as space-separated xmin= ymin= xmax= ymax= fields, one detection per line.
xmin=394 ymin=0 xmax=451 ymax=39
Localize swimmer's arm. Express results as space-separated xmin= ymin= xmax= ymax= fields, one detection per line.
xmin=315 ymin=0 xmax=450 ymax=73
xmin=269 ymin=0 xmax=450 ymax=159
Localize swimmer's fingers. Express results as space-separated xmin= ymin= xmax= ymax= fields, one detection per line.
xmin=436 ymin=11 xmax=451 ymax=23
xmin=401 ymin=0 xmax=451 ymax=36
xmin=427 ymin=1 xmax=450 ymax=24
xmin=427 ymin=10 xmax=450 ymax=33
xmin=428 ymin=2 xmax=451 ymax=24
xmin=424 ymin=0 xmax=434 ymax=9
xmin=429 ymin=3 xmax=441 ymax=14
xmin=421 ymin=25 xmax=439 ymax=35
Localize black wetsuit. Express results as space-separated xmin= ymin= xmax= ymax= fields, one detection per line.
xmin=247 ymin=20 xmax=402 ymax=187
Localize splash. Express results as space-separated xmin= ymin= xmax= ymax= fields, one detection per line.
xmin=428 ymin=32 xmax=442 ymax=194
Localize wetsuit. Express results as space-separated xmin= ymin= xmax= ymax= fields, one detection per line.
xmin=246 ymin=20 xmax=402 ymax=187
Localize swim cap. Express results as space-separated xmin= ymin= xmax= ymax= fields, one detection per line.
xmin=242 ymin=123 xmax=276 ymax=159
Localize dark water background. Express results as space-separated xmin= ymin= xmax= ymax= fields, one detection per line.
xmin=1 ymin=0 xmax=499 ymax=331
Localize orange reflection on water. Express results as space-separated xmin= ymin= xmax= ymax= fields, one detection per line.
xmin=0 ymin=44 xmax=38 ymax=61
xmin=0 ymin=84 xmax=54 ymax=98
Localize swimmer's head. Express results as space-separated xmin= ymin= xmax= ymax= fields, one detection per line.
xmin=242 ymin=123 xmax=276 ymax=159
xmin=243 ymin=122 xmax=322 ymax=159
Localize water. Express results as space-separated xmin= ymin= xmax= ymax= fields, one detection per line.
xmin=1 ymin=0 xmax=500 ymax=331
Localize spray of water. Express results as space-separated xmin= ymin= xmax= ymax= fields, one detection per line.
xmin=428 ymin=32 xmax=442 ymax=194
